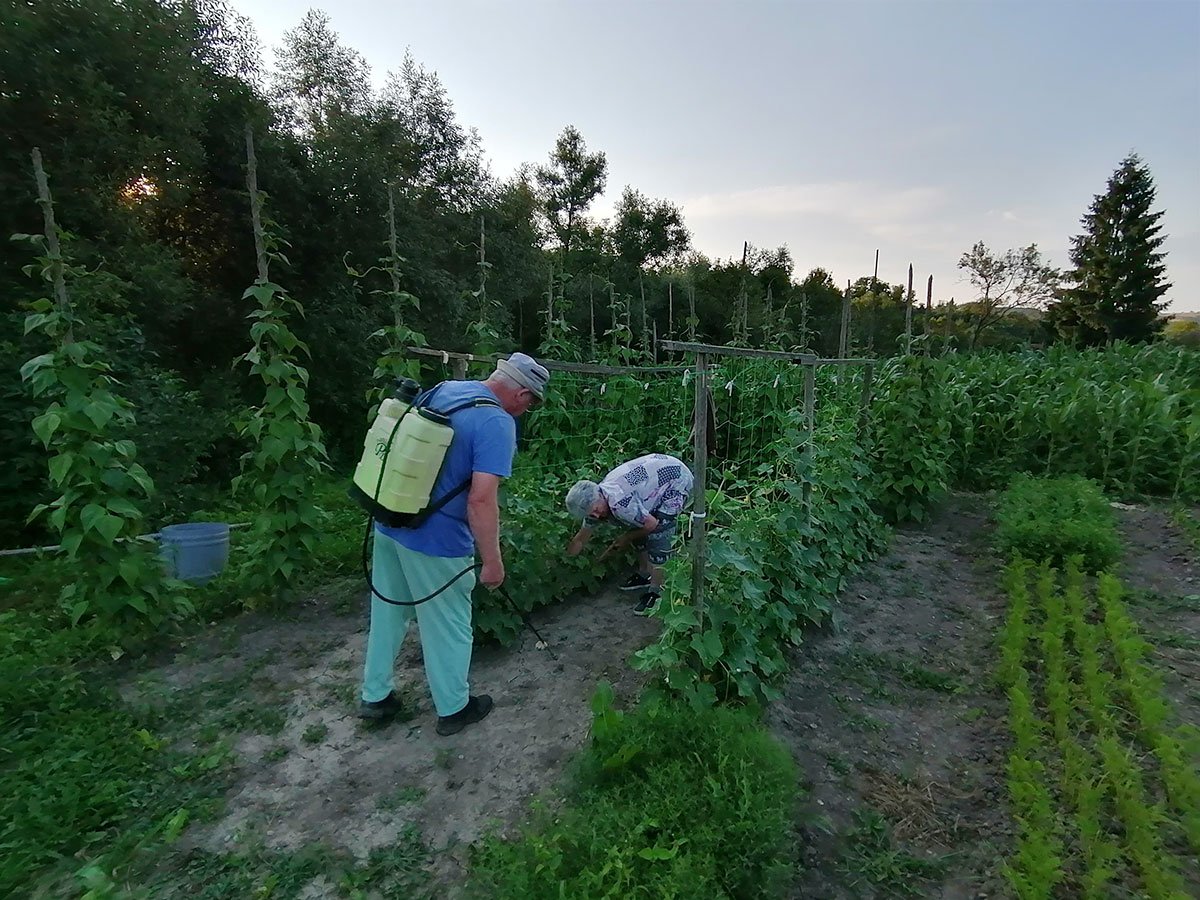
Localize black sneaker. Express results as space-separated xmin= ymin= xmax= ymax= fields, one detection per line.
xmin=633 ymin=591 xmax=660 ymax=616
xmin=436 ymin=695 xmax=494 ymax=736
xmin=359 ymin=690 xmax=404 ymax=721
xmin=620 ymin=572 xmax=653 ymax=592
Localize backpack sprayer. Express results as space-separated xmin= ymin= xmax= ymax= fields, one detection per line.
xmin=349 ymin=377 xmax=554 ymax=654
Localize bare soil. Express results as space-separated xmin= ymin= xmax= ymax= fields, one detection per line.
xmin=768 ymin=493 xmax=1014 ymax=899
xmin=124 ymin=581 xmax=660 ymax=896
xmin=121 ymin=497 xmax=1200 ymax=898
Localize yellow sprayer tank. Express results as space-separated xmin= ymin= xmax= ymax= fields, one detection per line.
xmin=352 ymin=399 xmax=454 ymax=515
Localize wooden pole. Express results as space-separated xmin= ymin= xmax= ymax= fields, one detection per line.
xmin=858 ymin=362 xmax=875 ymax=435
xmin=690 ymin=353 xmax=709 ymax=626
xmin=802 ymin=363 xmax=815 ymax=520
xmin=30 ymin=149 xmax=73 ymax=341
xmin=478 ymin=214 xmax=487 ymax=315
xmin=589 ymin=275 xmax=595 ymax=360
xmin=668 ymin=280 xmax=674 ymax=339
xmin=904 ymin=263 xmax=914 ymax=354
xmin=244 ymin=125 xmax=269 ymax=284
xmin=451 ymin=358 xmax=468 ymax=380
xmin=926 ymin=274 xmax=933 ymax=311
xmin=799 ymin=290 xmax=809 ymax=351
xmin=639 ymin=270 xmax=648 ymax=355
xmin=868 ymin=249 xmax=879 ymax=352
xmin=688 ymin=283 xmax=697 ymax=341
xmin=839 ymin=280 xmax=852 ymax=357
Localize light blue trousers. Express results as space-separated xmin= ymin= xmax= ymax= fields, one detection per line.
xmin=361 ymin=533 xmax=476 ymax=717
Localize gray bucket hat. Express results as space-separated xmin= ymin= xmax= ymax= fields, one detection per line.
xmin=565 ymin=480 xmax=600 ymax=520
xmin=495 ymin=352 xmax=550 ymax=399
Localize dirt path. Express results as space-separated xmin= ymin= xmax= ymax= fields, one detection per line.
xmin=125 ymin=579 xmax=659 ymax=895
xmin=122 ymin=498 xmax=1198 ymax=898
xmin=768 ymin=494 xmax=1014 ymax=899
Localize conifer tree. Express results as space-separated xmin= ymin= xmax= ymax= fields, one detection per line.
xmin=1052 ymin=154 xmax=1171 ymax=344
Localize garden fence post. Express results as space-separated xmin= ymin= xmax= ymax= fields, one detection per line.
xmin=839 ymin=281 xmax=852 ymax=358
xmin=691 ymin=352 xmax=709 ymax=626
xmin=451 ymin=358 xmax=468 ymax=380
xmin=858 ymin=362 xmax=875 ymax=436
xmin=904 ymin=263 xmax=914 ymax=354
xmin=803 ymin=363 xmax=816 ymax=521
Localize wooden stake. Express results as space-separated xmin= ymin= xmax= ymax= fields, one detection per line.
xmin=244 ymin=125 xmax=269 ymax=284
xmin=668 ymin=280 xmax=674 ymax=339
xmin=858 ymin=362 xmax=875 ymax=435
xmin=904 ymin=263 xmax=914 ymax=354
xmin=30 ymin=148 xmax=73 ymax=340
xmin=926 ymin=274 xmax=933 ymax=311
xmin=691 ymin=353 xmax=709 ymax=625
xmin=803 ymin=363 xmax=815 ymax=519
xmin=839 ymin=280 xmax=852 ymax=358
xmin=589 ymin=274 xmax=595 ymax=360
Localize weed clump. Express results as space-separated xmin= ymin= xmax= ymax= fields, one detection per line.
xmin=994 ymin=474 xmax=1120 ymax=571
xmin=468 ymin=687 xmax=798 ymax=899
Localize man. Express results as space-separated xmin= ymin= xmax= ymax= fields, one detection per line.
xmin=564 ymin=453 xmax=693 ymax=616
xmin=359 ymin=352 xmax=550 ymax=735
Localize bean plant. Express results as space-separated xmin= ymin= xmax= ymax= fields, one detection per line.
xmin=16 ymin=152 xmax=183 ymax=626
xmin=233 ymin=130 xmax=329 ymax=600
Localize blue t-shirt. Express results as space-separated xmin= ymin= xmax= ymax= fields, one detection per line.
xmin=377 ymin=381 xmax=516 ymax=558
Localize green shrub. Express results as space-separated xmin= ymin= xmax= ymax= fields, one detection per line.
xmin=468 ymin=686 xmax=799 ymax=900
xmin=994 ymin=474 xmax=1120 ymax=571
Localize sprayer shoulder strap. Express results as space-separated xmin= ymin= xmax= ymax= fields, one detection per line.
xmin=418 ymin=382 xmax=503 ymax=416
xmin=411 ymin=386 xmax=504 ymax=524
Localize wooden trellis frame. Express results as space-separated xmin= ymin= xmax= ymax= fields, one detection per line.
xmin=657 ymin=340 xmax=876 ymax=624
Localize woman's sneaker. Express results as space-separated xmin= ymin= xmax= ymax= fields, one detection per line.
xmin=620 ymin=573 xmax=653 ymax=592
xmin=633 ymin=591 xmax=660 ymax=616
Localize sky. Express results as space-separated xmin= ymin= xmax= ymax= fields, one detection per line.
xmin=229 ymin=0 xmax=1200 ymax=313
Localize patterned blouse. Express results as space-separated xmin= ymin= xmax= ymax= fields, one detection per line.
xmin=592 ymin=454 xmax=694 ymax=528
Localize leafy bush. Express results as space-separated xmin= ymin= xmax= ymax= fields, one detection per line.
xmin=634 ymin=413 xmax=886 ymax=706
xmin=995 ymin=474 xmax=1119 ymax=571
xmin=0 ymin=613 xmax=194 ymax=896
xmin=472 ymin=473 xmax=624 ymax=644
xmin=870 ymin=355 xmax=953 ymax=523
xmin=468 ymin=685 xmax=798 ymax=900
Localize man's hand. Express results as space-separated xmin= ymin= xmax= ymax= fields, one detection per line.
xmin=479 ymin=557 xmax=505 ymax=589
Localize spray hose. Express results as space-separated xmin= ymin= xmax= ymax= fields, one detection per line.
xmin=359 ymin=381 xmax=555 ymax=655
xmin=360 ymin=517 xmax=556 ymax=656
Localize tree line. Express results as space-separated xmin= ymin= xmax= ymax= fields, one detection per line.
xmin=0 ymin=0 xmax=1177 ymax=542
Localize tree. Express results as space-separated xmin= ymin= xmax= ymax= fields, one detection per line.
xmin=1162 ymin=318 xmax=1200 ymax=350
xmin=273 ymin=10 xmax=370 ymax=136
xmin=534 ymin=126 xmax=607 ymax=262
xmin=957 ymin=241 xmax=1059 ymax=350
xmin=1051 ymin=154 xmax=1171 ymax=344
xmin=611 ymin=187 xmax=690 ymax=269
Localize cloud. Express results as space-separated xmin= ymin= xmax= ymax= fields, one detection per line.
xmin=682 ymin=181 xmax=948 ymax=225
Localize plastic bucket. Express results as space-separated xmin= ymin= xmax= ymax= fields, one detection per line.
xmin=160 ymin=522 xmax=230 ymax=584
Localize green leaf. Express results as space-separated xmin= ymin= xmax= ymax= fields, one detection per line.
xmin=95 ymin=513 xmax=124 ymax=543
xmin=31 ymin=411 xmax=62 ymax=446
xmin=601 ymin=742 xmax=642 ymax=770
xmin=690 ymin=628 xmax=724 ymax=668
xmin=80 ymin=503 xmax=107 ymax=535
xmin=48 ymin=453 xmax=72 ymax=485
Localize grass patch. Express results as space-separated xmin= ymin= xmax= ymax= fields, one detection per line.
xmin=995 ymin=474 xmax=1120 ymax=571
xmin=836 ymin=648 xmax=964 ymax=695
xmin=0 ymin=612 xmax=233 ymax=897
xmin=301 ymin=722 xmax=328 ymax=745
xmin=467 ymin=685 xmax=799 ymax=899
xmin=838 ymin=807 xmax=946 ymax=895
